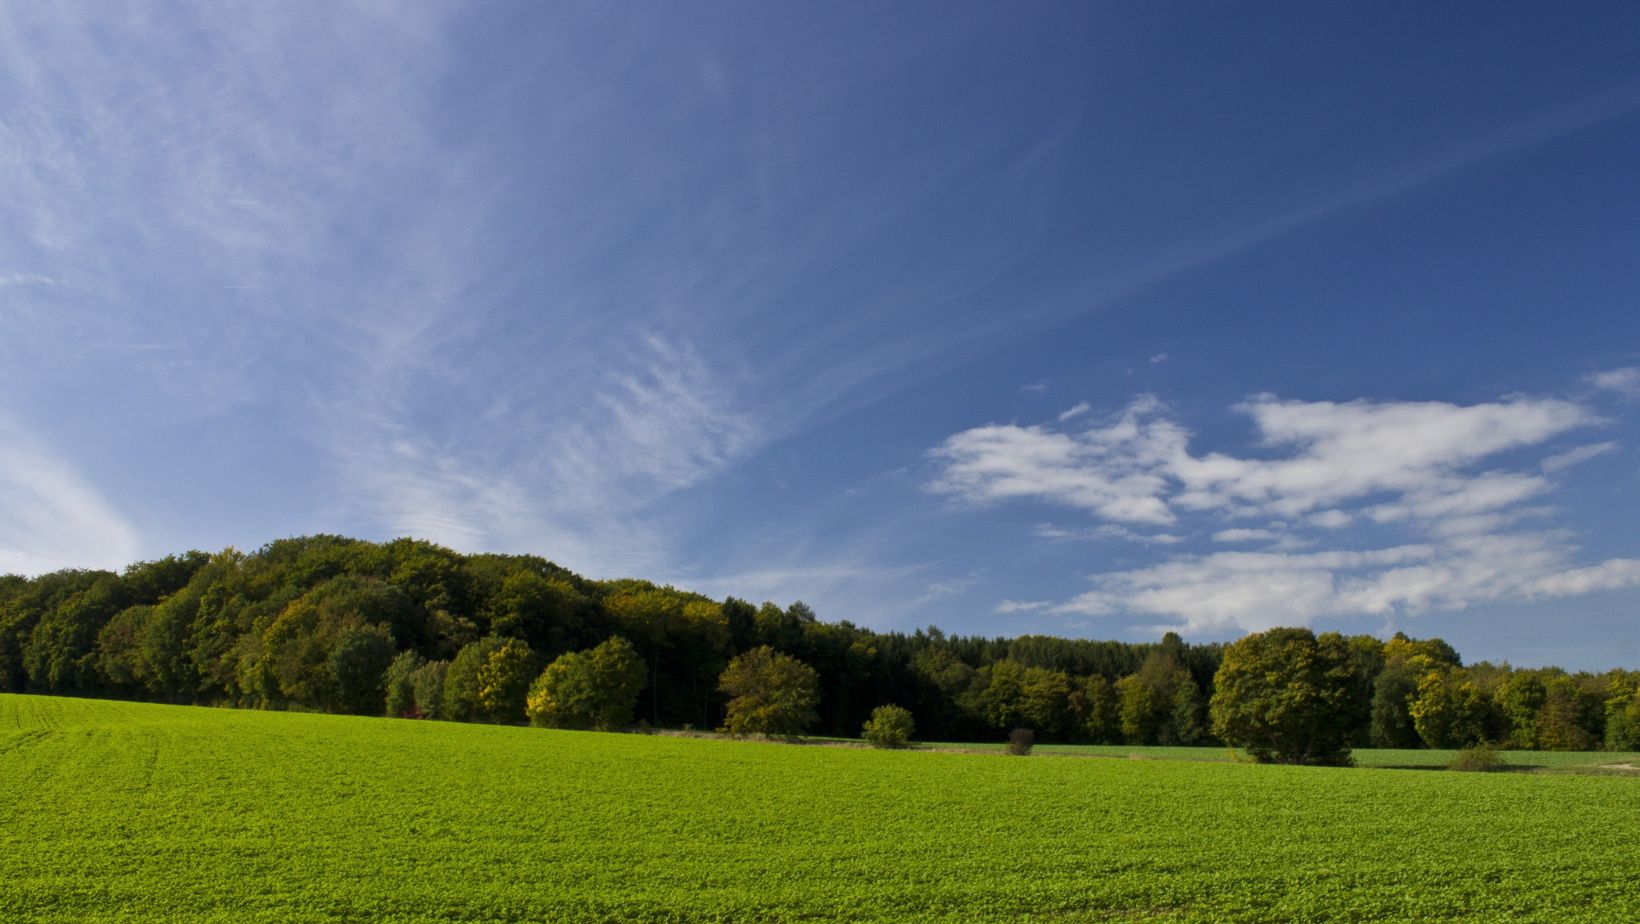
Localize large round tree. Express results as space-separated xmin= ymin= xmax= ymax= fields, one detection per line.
xmin=717 ymin=645 xmax=819 ymax=736
xmin=1209 ymin=627 xmax=1365 ymax=765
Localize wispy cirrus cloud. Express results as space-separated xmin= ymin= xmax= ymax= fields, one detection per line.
xmin=1586 ymin=367 xmax=1640 ymax=398
xmin=1057 ymin=402 xmax=1092 ymax=423
xmin=1541 ymin=441 xmax=1619 ymax=473
xmin=0 ymin=4 xmax=450 ymax=400
xmin=1212 ymin=528 xmax=1283 ymax=543
xmin=2 ymin=6 xmax=771 ymax=575
xmin=1035 ymin=523 xmax=1183 ymax=545
xmin=333 ymin=329 xmax=762 ymax=575
xmin=932 ymin=387 xmax=1639 ymax=633
xmin=0 ymin=412 xmax=139 ymax=575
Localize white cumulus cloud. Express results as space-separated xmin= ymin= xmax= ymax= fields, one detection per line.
xmin=932 ymin=389 xmax=1640 ymax=633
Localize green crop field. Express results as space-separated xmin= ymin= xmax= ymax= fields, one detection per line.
xmin=925 ymin=740 xmax=1640 ymax=772
xmin=4 ymin=694 xmax=1638 ymax=923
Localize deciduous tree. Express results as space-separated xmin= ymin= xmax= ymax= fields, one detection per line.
xmin=1209 ymin=627 xmax=1363 ymax=765
xmin=526 ymin=636 xmax=646 ymax=730
xmin=383 ymin=649 xmax=426 ymax=717
xmin=718 ymin=645 xmax=819 ymax=736
xmin=1408 ymin=664 xmax=1488 ymax=749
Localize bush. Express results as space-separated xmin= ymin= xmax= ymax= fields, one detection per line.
xmin=862 ymin=704 xmax=915 ymax=748
xmin=1448 ymin=743 xmax=1508 ymax=773
xmin=1006 ymin=728 xmax=1035 ymax=756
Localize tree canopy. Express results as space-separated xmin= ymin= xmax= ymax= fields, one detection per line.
xmin=1209 ymin=628 xmax=1366 ymax=765
xmin=718 ymin=645 xmax=820 ymax=736
xmin=0 ymin=535 xmax=1633 ymax=751
xmin=526 ymin=636 xmax=647 ymax=730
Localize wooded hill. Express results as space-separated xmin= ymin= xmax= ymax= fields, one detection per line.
xmin=2 ymin=535 xmax=1636 ymax=750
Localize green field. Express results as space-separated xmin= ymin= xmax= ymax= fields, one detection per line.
xmin=4 ymin=695 xmax=1639 ymax=923
xmin=927 ymin=740 xmax=1640 ymax=772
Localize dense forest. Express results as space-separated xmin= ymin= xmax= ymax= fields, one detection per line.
xmin=2 ymin=535 xmax=1637 ymax=750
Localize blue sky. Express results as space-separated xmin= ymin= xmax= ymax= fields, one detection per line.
xmin=4 ymin=3 xmax=1640 ymax=669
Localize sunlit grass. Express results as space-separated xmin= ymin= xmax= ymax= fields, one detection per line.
xmin=4 ymin=694 xmax=1638 ymax=922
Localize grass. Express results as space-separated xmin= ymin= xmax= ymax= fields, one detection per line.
xmin=929 ymin=740 xmax=1640 ymax=772
xmin=4 ymin=693 xmax=1639 ymax=922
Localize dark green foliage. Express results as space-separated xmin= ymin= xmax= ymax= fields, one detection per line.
xmin=410 ymin=660 xmax=448 ymax=719
xmin=482 ymin=566 xmax=587 ymax=660
xmin=526 ymin=636 xmax=646 ymax=730
xmin=1341 ymin=635 xmax=1385 ymax=745
xmin=718 ymin=645 xmax=819 ymax=736
xmin=1410 ymin=667 xmax=1490 ymax=749
xmin=328 ymin=624 xmax=397 ymax=715
xmin=1116 ymin=649 xmax=1203 ymax=745
xmin=1534 ymin=675 xmax=1603 ymax=751
xmin=1369 ymin=663 xmax=1422 ymax=748
xmin=1070 ymin=674 xmax=1120 ymax=743
xmin=444 ymin=638 xmax=508 ymax=722
xmin=1497 ymin=671 xmax=1548 ymax=749
xmin=1170 ymin=680 xmax=1206 ymax=746
xmin=1209 ymin=628 xmax=1363 ymax=765
xmin=95 ymin=604 xmax=151 ymax=690
xmin=603 ymin=585 xmax=730 ymax=728
xmin=383 ymin=650 xmax=425 ymax=717
xmin=26 ymin=572 xmax=129 ymax=691
xmin=861 ymin=704 xmax=915 ymax=748
xmin=445 ymin=637 xmax=534 ymax=723
xmin=969 ymin=659 xmax=1026 ymax=730
xmin=1017 ymin=666 xmax=1074 ymax=737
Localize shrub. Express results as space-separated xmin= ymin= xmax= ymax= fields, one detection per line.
xmin=1448 ymin=743 xmax=1508 ymax=773
xmin=1006 ymin=728 xmax=1035 ymax=756
xmin=862 ymin=704 xmax=915 ymax=748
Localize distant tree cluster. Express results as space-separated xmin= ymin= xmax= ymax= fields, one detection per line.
xmin=2 ymin=536 xmax=1637 ymax=761
xmin=1207 ymin=627 xmax=1640 ymax=765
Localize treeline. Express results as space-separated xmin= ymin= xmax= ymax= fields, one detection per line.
xmin=1 ymin=535 xmax=1637 ymax=751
